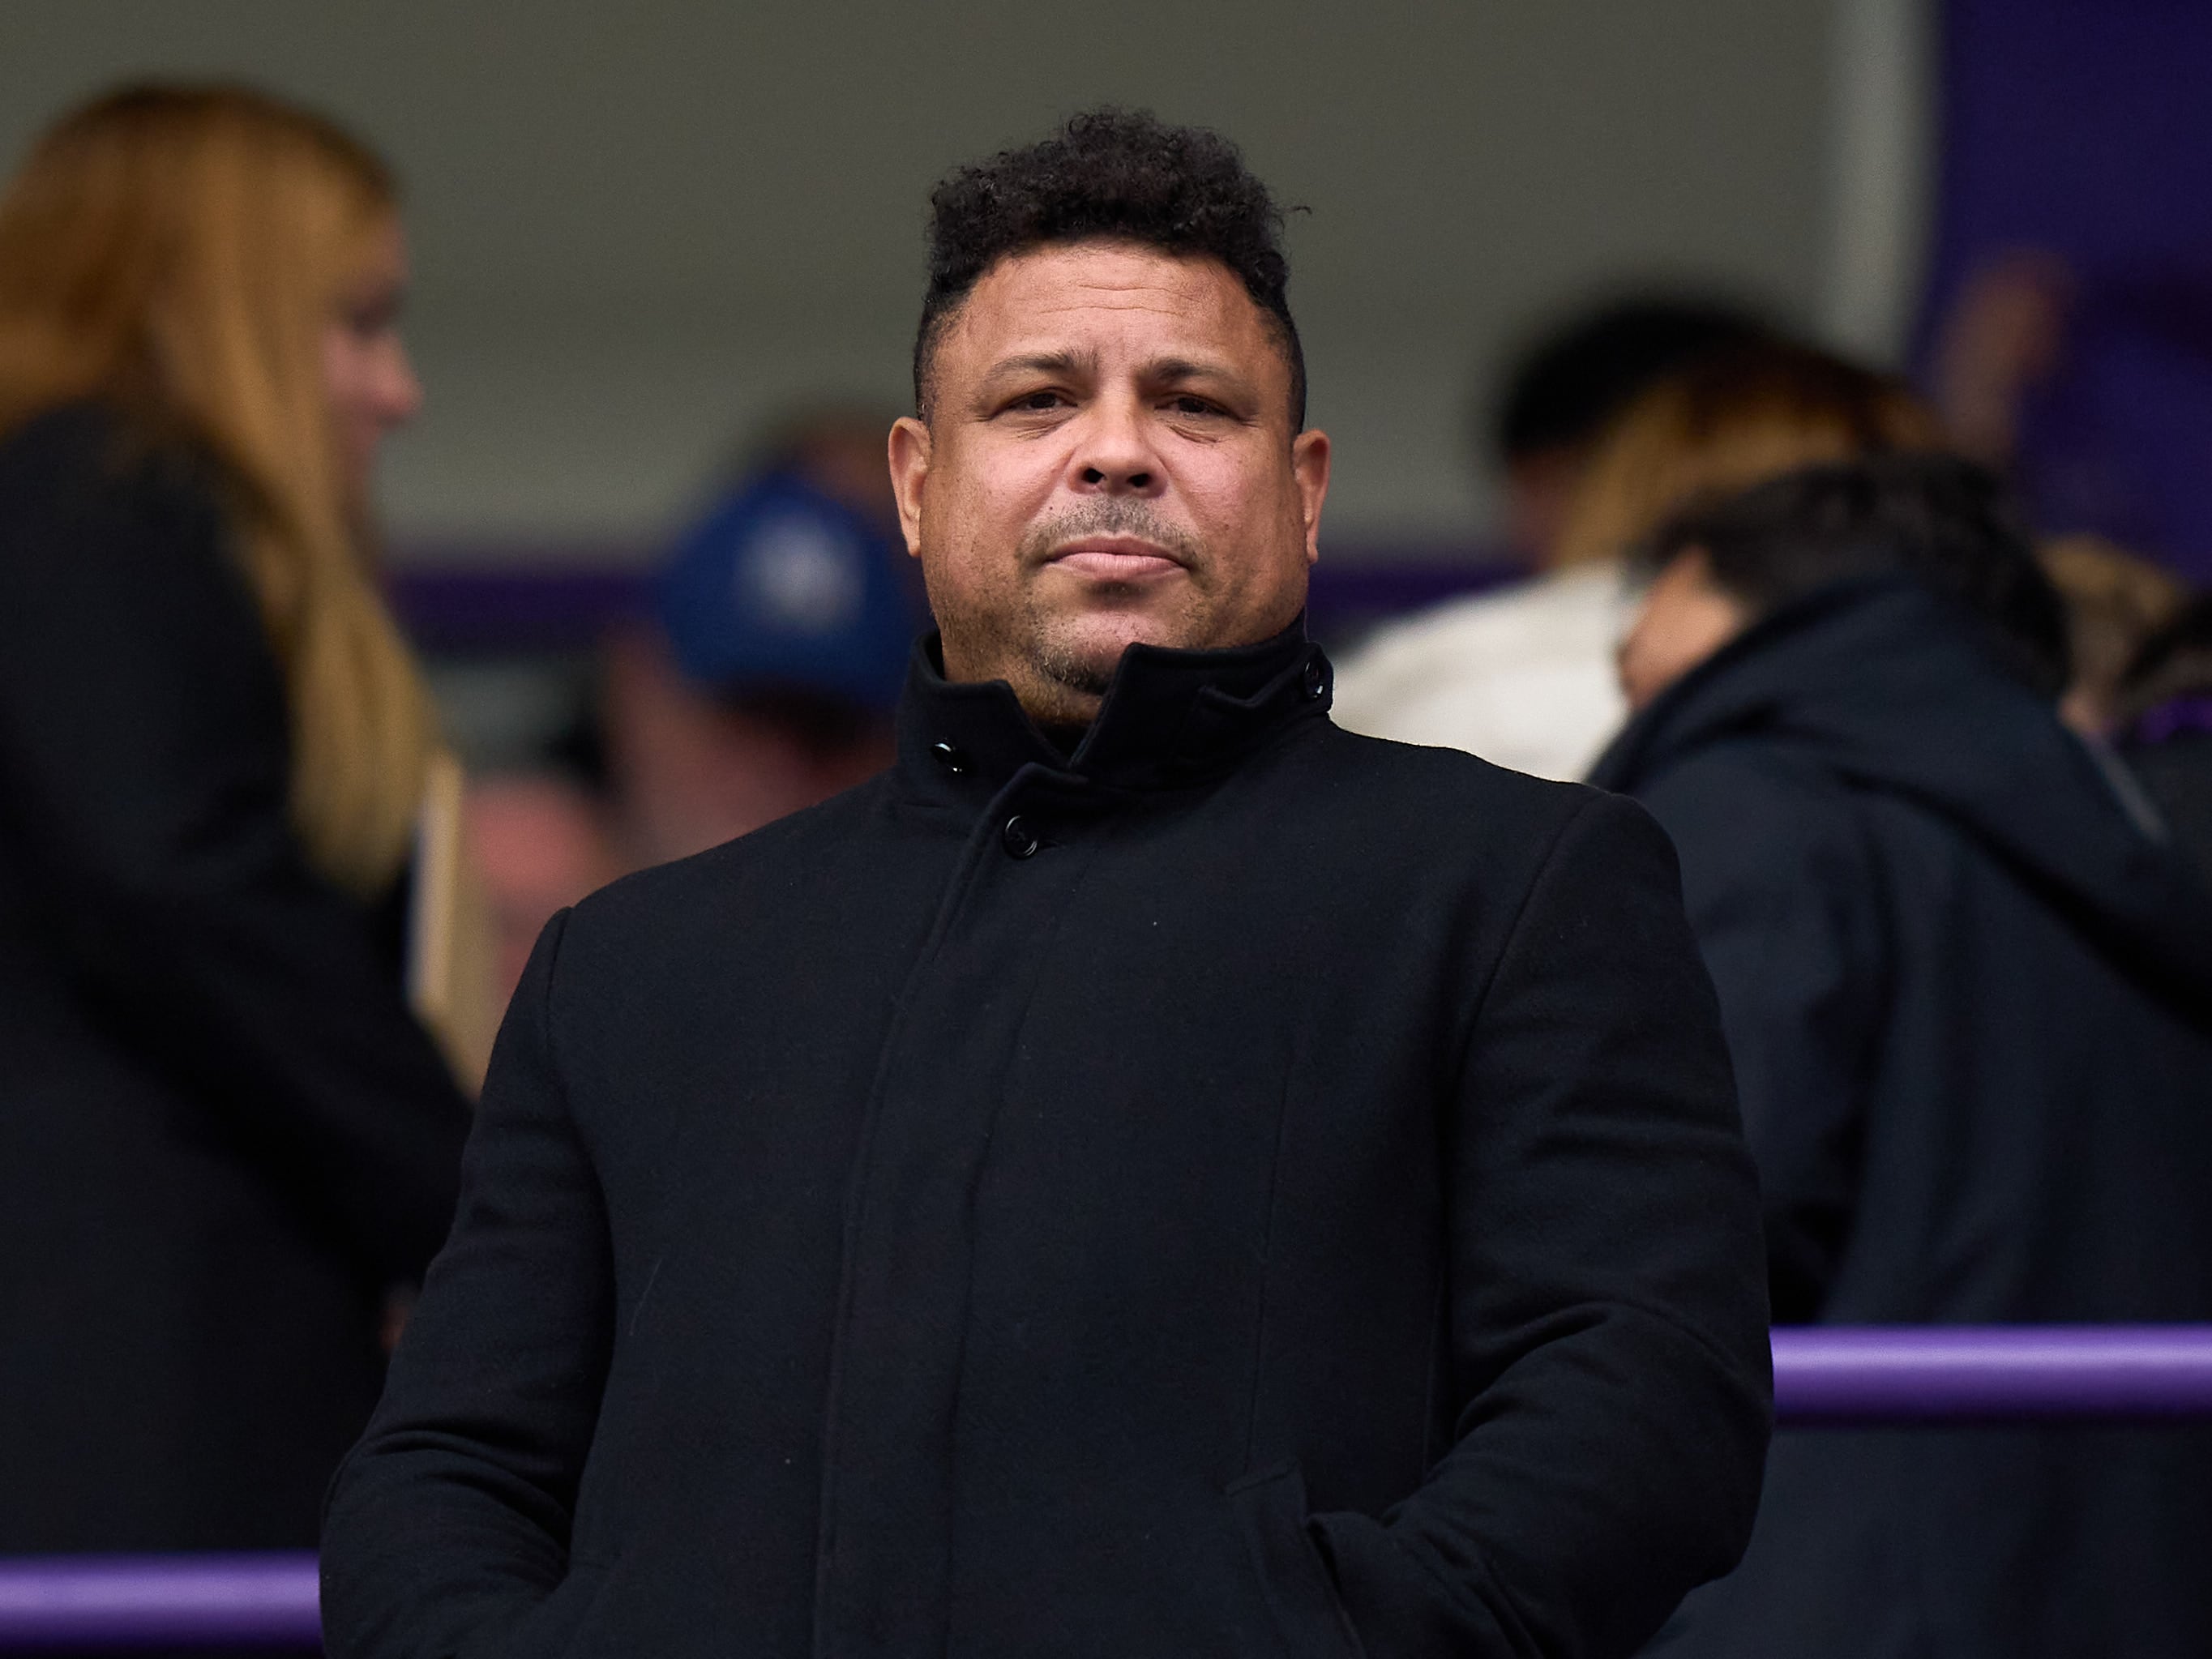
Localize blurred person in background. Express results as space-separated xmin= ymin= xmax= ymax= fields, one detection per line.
xmin=1487 ymin=299 xmax=1773 ymax=565
xmin=2114 ymin=592 xmax=2212 ymax=886
xmin=1593 ymin=456 xmax=2212 ymax=1658
xmin=468 ymin=413 xmax=923 ymax=998
xmin=1929 ymin=246 xmax=2212 ymax=588
xmin=1928 ymin=249 xmax=2073 ymax=476
xmin=0 ymin=84 xmax=475 ymax=1551
xmin=1328 ymin=297 xmax=1766 ymax=779
xmin=463 ymin=765 xmax=625 ymax=1007
xmin=599 ymin=410 xmax=921 ymax=869
xmin=1333 ymin=330 xmax=1936 ymax=780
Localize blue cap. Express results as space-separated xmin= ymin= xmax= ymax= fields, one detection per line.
xmin=655 ymin=469 xmax=924 ymax=711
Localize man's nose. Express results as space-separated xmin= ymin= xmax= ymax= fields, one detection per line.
xmin=1068 ymin=395 xmax=1162 ymax=494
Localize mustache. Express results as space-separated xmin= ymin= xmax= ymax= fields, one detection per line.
xmin=1020 ymin=499 xmax=1202 ymax=567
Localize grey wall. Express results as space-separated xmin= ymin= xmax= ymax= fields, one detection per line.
xmin=2 ymin=1 xmax=1841 ymax=562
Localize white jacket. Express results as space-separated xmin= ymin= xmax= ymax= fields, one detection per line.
xmin=1329 ymin=562 xmax=1639 ymax=782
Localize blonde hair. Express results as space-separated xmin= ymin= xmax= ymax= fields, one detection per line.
xmin=1553 ymin=340 xmax=1945 ymax=569
xmin=0 ymin=83 xmax=438 ymax=896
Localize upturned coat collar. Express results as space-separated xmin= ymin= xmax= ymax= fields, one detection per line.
xmin=894 ymin=618 xmax=1333 ymax=803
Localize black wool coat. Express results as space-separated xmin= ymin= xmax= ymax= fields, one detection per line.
xmin=323 ymin=627 xmax=1771 ymax=1659
xmin=1592 ymin=579 xmax=2212 ymax=1659
xmin=0 ymin=404 xmax=473 ymax=1550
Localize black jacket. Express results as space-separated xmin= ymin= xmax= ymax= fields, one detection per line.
xmin=1590 ymin=579 xmax=2212 ymax=1657
xmin=323 ymin=628 xmax=1770 ymax=1659
xmin=2123 ymin=727 xmax=2212 ymax=891
xmin=0 ymin=404 xmax=473 ymax=1550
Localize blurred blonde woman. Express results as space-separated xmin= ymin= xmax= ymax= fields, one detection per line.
xmin=1332 ymin=339 xmax=1941 ymax=780
xmin=0 ymin=84 xmax=474 ymax=1550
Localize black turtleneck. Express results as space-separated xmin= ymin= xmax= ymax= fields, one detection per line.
xmin=1034 ymin=722 xmax=1089 ymax=759
xmin=894 ymin=618 xmax=1333 ymax=805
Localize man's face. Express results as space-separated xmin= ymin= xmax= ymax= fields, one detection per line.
xmin=1616 ymin=548 xmax=1749 ymax=710
xmin=889 ymin=240 xmax=1330 ymax=723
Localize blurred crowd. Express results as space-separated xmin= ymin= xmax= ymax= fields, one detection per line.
xmin=1 ymin=76 xmax=2209 ymax=1657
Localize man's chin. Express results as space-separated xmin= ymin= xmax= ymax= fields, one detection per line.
xmin=1035 ymin=613 xmax=1195 ymax=689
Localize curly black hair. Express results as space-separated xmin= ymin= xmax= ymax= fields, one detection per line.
xmin=914 ymin=108 xmax=1304 ymax=427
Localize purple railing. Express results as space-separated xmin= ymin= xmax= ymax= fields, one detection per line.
xmin=1770 ymin=1323 xmax=2212 ymax=1423
xmin=6 ymin=1325 xmax=2210 ymax=1649
xmin=0 ymin=1551 xmax=320 ymax=1648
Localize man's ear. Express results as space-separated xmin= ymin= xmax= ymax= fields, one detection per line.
xmin=888 ymin=417 xmax=932 ymax=559
xmin=1292 ymin=428 xmax=1331 ymax=566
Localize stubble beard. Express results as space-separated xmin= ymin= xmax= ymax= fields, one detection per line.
xmin=1009 ymin=499 xmax=1210 ymax=716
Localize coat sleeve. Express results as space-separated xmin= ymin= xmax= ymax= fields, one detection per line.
xmin=322 ymin=909 xmax=615 ymax=1659
xmin=1310 ymin=789 xmax=1773 ymax=1659
xmin=0 ymin=425 xmax=470 ymax=1285
xmin=1638 ymin=758 xmax=1888 ymax=1322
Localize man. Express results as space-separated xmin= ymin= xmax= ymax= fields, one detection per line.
xmin=472 ymin=417 xmax=921 ymax=998
xmin=608 ymin=438 xmax=921 ymax=867
xmin=1593 ymin=455 xmax=2212 ymax=1657
xmin=323 ymin=109 xmax=1769 ymax=1659
xmin=1328 ymin=298 xmax=1767 ymax=780
xmin=1488 ymin=300 xmax=1773 ymax=568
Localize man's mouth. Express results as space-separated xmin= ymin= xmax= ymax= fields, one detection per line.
xmin=1044 ymin=537 xmax=1187 ymax=582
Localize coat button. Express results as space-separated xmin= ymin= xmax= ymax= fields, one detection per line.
xmin=1001 ymin=815 xmax=1039 ymax=858
xmin=931 ymin=741 xmax=968 ymax=774
xmin=1301 ymin=653 xmax=1330 ymax=701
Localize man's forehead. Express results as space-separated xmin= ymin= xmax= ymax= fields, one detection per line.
xmin=950 ymin=242 xmax=1269 ymax=357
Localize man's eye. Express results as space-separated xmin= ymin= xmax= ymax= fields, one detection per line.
xmin=1167 ymin=395 xmax=1222 ymax=417
xmin=1010 ymin=390 xmax=1068 ymax=413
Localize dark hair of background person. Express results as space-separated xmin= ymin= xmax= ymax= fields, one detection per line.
xmin=1645 ymin=453 xmax=2073 ymax=699
xmin=1492 ymin=297 xmax=1772 ymax=463
xmin=913 ymin=107 xmax=1303 ymax=428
